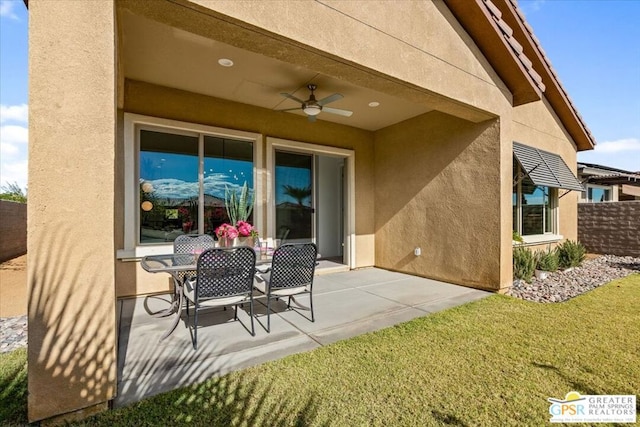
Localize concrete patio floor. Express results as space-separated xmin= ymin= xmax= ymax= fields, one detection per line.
xmin=115 ymin=267 xmax=490 ymax=407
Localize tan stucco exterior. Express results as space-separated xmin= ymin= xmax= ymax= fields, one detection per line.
xmin=513 ymin=99 xmax=580 ymax=244
xmin=374 ymin=112 xmax=505 ymax=290
xmin=28 ymin=0 xmax=118 ymax=422
xmin=27 ymin=0 xmax=592 ymax=422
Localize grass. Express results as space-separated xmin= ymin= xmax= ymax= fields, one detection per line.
xmin=2 ymin=275 xmax=639 ymax=426
xmin=0 ymin=348 xmax=27 ymax=426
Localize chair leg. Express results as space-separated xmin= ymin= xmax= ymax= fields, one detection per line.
xmin=287 ymin=296 xmax=292 ymax=309
xmin=249 ymin=297 xmax=255 ymax=336
xmin=193 ymin=307 xmax=198 ymax=350
xmin=266 ymin=296 xmax=271 ymax=333
xmin=234 ymin=304 xmax=238 ymax=320
xmin=310 ymin=292 xmax=315 ymax=323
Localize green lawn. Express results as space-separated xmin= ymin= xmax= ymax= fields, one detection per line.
xmin=2 ymin=275 xmax=639 ymax=426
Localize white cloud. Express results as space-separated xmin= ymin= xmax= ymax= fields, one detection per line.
xmin=0 ymin=104 xmax=28 ymax=123
xmin=518 ymin=0 xmax=546 ymax=16
xmin=0 ymin=159 xmax=27 ymax=190
xmin=0 ymin=0 xmax=19 ymax=20
xmin=594 ymin=138 xmax=640 ymax=153
xmin=0 ymin=124 xmax=28 ymax=145
xmin=0 ymin=116 xmax=28 ymax=190
xmin=0 ymin=142 xmax=18 ymax=155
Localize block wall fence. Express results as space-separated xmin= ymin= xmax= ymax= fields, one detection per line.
xmin=578 ymin=201 xmax=640 ymax=257
xmin=0 ymin=200 xmax=27 ymax=262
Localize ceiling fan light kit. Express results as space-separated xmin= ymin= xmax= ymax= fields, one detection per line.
xmin=303 ymin=104 xmax=322 ymax=116
xmin=280 ymin=84 xmax=353 ymax=121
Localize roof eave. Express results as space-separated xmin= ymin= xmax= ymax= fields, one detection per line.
xmin=494 ymin=0 xmax=596 ymax=152
xmin=444 ymin=0 xmax=542 ymax=106
xmin=445 ymin=0 xmax=596 ymax=152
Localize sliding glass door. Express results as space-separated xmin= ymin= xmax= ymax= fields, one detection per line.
xmin=274 ymin=151 xmax=313 ymax=242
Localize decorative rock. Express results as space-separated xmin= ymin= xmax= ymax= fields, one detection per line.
xmin=507 ymin=255 xmax=640 ymax=303
xmin=0 ymin=315 xmax=28 ymax=353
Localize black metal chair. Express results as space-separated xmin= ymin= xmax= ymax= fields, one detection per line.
xmin=254 ymin=243 xmax=317 ymax=332
xmin=184 ymin=247 xmax=256 ymax=349
xmin=173 ymin=234 xmax=215 ymax=283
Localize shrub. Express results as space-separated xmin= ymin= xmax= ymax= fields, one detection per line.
xmin=512 ymin=231 xmax=524 ymax=244
xmin=535 ymin=249 xmax=559 ymax=272
xmin=513 ymin=246 xmax=536 ymax=282
xmin=555 ymin=240 xmax=586 ymax=269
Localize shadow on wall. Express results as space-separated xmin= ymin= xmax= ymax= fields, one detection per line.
xmin=27 ymin=224 xmax=117 ymax=422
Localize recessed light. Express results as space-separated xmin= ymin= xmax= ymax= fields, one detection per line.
xmin=368 ymin=101 xmax=380 ymax=107
xmin=218 ymin=58 xmax=234 ymax=67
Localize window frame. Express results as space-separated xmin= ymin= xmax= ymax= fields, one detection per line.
xmin=119 ymin=113 xmax=262 ymax=259
xmin=513 ymin=162 xmax=562 ymax=244
xmin=582 ymin=183 xmax=615 ymax=203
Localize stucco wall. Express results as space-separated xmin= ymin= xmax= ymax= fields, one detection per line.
xmin=117 ymin=79 xmax=375 ymax=297
xmin=374 ymin=112 xmax=504 ymax=290
xmin=578 ymin=201 xmax=640 ymax=257
xmin=0 ymin=201 xmax=27 ymax=262
xmin=512 ymin=98 xmax=580 ymax=242
xmin=121 ymin=0 xmax=506 ymax=123
xmin=28 ymin=0 xmax=117 ymax=422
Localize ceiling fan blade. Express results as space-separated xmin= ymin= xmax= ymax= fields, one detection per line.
xmin=280 ymin=92 xmax=305 ymax=104
xmin=323 ymin=107 xmax=353 ymax=117
xmin=278 ymin=108 xmax=302 ymax=112
xmin=317 ymin=93 xmax=343 ymax=106
xmin=307 ymin=115 xmax=317 ymax=123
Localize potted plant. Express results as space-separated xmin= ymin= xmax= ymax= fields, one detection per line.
xmin=534 ymin=249 xmax=559 ymax=280
xmin=215 ymin=223 xmax=238 ymax=247
xmin=236 ymin=220 xmax=259 ymax=247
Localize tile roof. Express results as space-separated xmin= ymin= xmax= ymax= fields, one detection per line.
xmin=445 ymin=0 xmax=596 ymax=152
xmin=498 ymin=0 xmax=596 ymax=151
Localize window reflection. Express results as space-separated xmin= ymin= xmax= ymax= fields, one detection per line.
xmin=275 ymin=151 xmax=313 ymax=241
xmin=139 ymin=129 xmax=253 ymax=244
xmin=139 ymin=130 xmax=198 ymax=243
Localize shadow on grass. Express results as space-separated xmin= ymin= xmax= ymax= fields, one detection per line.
xmin=0 ymin=349 xmax=28 ymax=426
xmin=532 ymin=362 xmax=602 ymax=396
xmin=430 ymin=409 xmax=468 ymax=426
xmin=78 ymin=367 xmax=322 ymax=426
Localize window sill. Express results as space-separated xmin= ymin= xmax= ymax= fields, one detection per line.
xmin=513 ymin=234 xmax=563 ymax=247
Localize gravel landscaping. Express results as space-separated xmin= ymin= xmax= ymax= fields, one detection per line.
xmin=507 ymin=254 xmax=640 ymax=303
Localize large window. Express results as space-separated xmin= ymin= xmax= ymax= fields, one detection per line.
xmin=139 ymin=128 xmax=254 ymax=244
xmin=513 ymin=162 xmax=557 ymax=236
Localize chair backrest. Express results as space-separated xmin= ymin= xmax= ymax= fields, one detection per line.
xmin=195 ymin=247 xmax=256 ymax=300
xmin=174 ymin=234 xmax=215 ymax=254
xmin=269 ymin=243 xmax=317 ymax=291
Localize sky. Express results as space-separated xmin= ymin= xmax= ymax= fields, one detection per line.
xmin=0 ymin=0 xmax=639 ymax=193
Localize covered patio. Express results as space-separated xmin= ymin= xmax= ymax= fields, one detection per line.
xmin=116 ymin=267 xmax=489 ymax=407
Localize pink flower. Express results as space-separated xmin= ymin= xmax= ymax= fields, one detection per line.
xmin=236 ymin=221 xmax=254 ymax=237
xmin=215 ymin=223 xmax=238 ymax=239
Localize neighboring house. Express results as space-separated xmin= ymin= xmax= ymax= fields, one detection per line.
xmin=27 ymin=0 xmax=595 ymax=422
xmin=578 ymin=162 xmax=640 ymax=203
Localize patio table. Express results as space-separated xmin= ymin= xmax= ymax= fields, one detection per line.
xmin=141 ymin=251 xmax=271 ymax=340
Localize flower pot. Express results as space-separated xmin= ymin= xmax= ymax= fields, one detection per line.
xmin=236 ymin=236 xmax=255 ymax=247
xmin=218 ymin=236 xmax=234 ymax=247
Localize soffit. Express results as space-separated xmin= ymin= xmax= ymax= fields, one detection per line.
xmin=119 ymin=10 xmax=434 ymax=131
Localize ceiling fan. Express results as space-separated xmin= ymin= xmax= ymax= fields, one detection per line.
xmin=279 ymin=84 xmax=353 ymax=122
